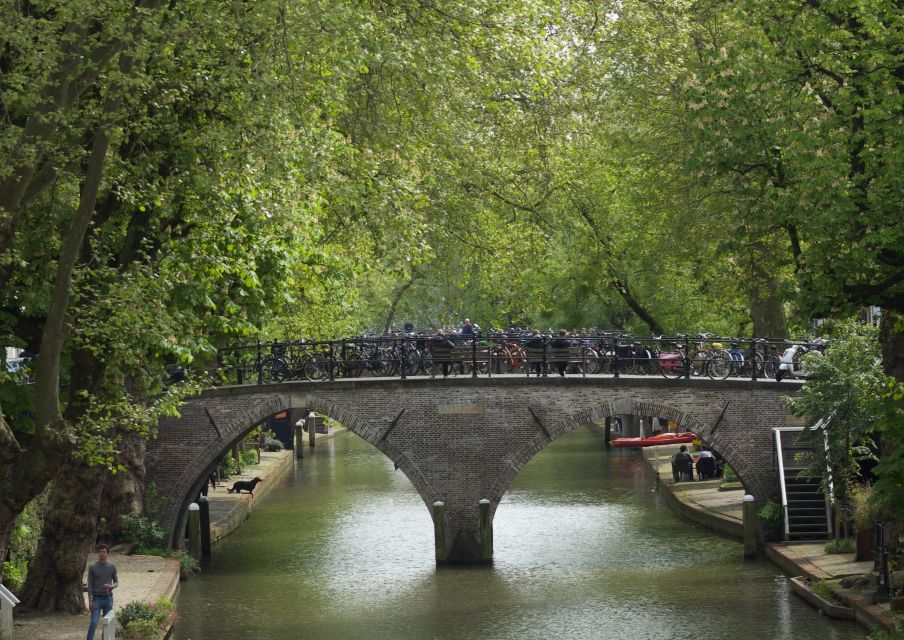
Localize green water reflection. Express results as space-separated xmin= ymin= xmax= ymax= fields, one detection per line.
xmin=173 ymin=429 xmax=865 ymax=640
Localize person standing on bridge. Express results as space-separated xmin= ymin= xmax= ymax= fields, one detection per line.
xmin=85 ymin=543 xmax=118 ymax=640
xmin=460 ymin=318 xmax=474 ymax=337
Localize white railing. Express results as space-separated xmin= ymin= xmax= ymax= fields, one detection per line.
xmin=773 ymin=427 xmax=791 ymax=540
xmin=102 ymin=608 xmax=116 ymax=640
xmin=0 ymin=583 xmax=20 ymax=639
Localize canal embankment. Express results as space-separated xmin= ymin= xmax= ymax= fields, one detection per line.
xmin=10 ymin=427 xmax=346 ymax=639
xmin=640 ymin=442 xmax=901 ymax=634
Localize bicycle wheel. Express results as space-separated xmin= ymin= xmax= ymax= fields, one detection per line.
xmin=660 ymin=355 xmax=685 ymax=379
xmin=260 ymin=356 xmax=288 ymax=383
xmin=402 ymin=348 xmax=420 ymax=376
xmin=302 ymin=354 xmax=327 ymax=381
xmin=763 ymin=356 xmax=780 ymax=379
xmin=341 ymin=350 xmax=364 ymax=378
xmin=582 ymin=349 xmax=601 ymax=375
xmin=707 ymin=354 xmax=731 ymax=379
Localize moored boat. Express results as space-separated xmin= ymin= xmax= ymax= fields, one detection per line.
xmin=610 ymin=431 xmax=698 ymax=448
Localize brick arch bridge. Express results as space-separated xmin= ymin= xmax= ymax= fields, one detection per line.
xmin=145 ymin=377 xmax=800 ymax=562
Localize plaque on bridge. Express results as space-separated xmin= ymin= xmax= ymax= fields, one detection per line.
xmin=436 ymin=403 xmax=484 ymax=415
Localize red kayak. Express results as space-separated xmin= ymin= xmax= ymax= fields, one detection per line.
xmin=610 ymin=431 xmax=698 ymax=448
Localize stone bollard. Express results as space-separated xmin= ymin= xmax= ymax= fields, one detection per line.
xmin=743 ymin=494 xmax=757 ymax=559
xmin=306 ymin=411 xmax=316 ymax=449
xmin=294 ymin=419 xmax=304 ymax=459
xmin=199 ymin=496 xmax=211 ymax=559
xmin=479 ymin=499 xmax=493 ymax=563
xmin=187 ymin=503 xmax=201 ymax=559
xmin=433 ymin=501 xmax=447 ymax=564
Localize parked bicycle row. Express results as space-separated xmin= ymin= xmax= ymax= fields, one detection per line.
xmin=215 ymin=332 xmax=826 ymax=384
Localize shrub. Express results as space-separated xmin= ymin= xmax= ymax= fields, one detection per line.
xmin=241 ymin=449 xmax=258 ymax=466
xmin=812 ymin=579 xmax=832 ymax=600
xmin=1 ymin=561 xmax=23 ymax=592
xmin=218 ymin=455 xmax=239 ymax=478
xmin=758 ymin=500 xmax=783 ymax=540
xmin=152 ymin=596 xmax=179 ymax=628
xmin=118 ymin=601 xmax=155 ymax=628
xmin=177 ymin=551 xmax=201 ymax=579
xmin=264 ymin=438 xmax=284 ymax=452
xmin=121 ymin=618 xmax=159 ymax=640
xmin=119 ymin=513 xmax=165 ymax=552
xmin=825 ymin=537 xmax=855 ymax=554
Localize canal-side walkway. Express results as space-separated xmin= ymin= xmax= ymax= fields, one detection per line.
xmin=642 ymin=443 xmax=901 ymax=633
xmin=10 ymin=428 xmax=346 ymax=639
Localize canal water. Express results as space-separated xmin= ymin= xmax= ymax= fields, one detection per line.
xmin=173 ymin=429 xmax=866 ymax=640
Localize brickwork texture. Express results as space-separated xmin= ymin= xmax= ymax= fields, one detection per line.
xmin=146 ymin=377 xmax=800 ymax=560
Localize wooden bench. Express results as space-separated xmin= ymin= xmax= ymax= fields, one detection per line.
xmin=430 ymin=345 xmax=491 ymax=377
xmin=525 ymin=346 xmax=585 ymax=376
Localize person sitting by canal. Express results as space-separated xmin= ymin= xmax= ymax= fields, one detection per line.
xmin=696 ymin=447 xmax=717 ymax=480
xmin=550 ymin=329 xmax=572 ymax=376
xmin=432 ymin=330 xmax=455 ymax=377
xmin=525 ymin=329 xmax=545 ymax=374
xmin=86 ymin=543 xmax=118 ymax=640
xmin=672 ymin=445 xmax=694 ymax=482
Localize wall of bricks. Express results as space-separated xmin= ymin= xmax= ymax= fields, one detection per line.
xmin=146 ymin=377 xmax=801 ymax=559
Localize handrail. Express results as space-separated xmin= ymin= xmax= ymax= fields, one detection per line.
xmin=774 ymin=427 xmax=791 ymax=540
xmin=210 ymin=334 xmax=824 ymax=386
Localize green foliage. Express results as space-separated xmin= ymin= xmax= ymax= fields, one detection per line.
xmin=811 ymin=579 xmax=833 ymax=601
xmin=152 ymin=596 xmax=178 ymax=628
xmin=177 ymin=552 xmax=201 ymax=579
xmin=784 ymin=321 xmax=886 ymax=504
xmin=824 ymin=538 xmax=855 ymax=554
xmin=264 ymin=437 xmax=284 ymax=452
xmin=869 ymin=627 xmax=904 ymax=640
xmin=0 ymin=492 xmax=48 ymax=589
xmin=0 ymin=561 xmax=23 ymax=592
xmin=758 ymin=500 xmax=784 ymax=540
xmin=873 ymin=378 xmax=904 ymax=520
xmin=119 ymin=514 xmax=164 ymax=553
xmin=218 ymin=455 xmax=239 ymax=478
xmin=118 ymin=601 xmax=156 ymax=629
xmin=121 ymin=618 xmax=159 ymax=640
xmin=241 ymin=449 xmax=258 ymax=467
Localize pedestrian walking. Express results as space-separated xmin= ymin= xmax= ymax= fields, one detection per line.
xmin=86 ymin=543 xmax=118 ymax=640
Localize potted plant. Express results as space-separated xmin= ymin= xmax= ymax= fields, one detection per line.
xmin=849 ymin=483 xmax=878 ymax=562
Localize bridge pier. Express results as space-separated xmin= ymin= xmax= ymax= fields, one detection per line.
xmin=433 ymin=499 xmax=494 ymax=564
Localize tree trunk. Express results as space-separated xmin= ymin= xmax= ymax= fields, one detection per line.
xmin=749 ymin=278 xmax=789 ymax=338
xmin=746 ymin=238 xmax=789 ymax=338
xmin=18 ymin=463 xmax=107 ymax=612
xmin=98 ymin=432 xmax=147 ymax=542
xmin=383 ymin=277 xmax=416 ymax=335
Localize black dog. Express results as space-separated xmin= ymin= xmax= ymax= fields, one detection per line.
xmin=226 ymin=477 xmax=262 ymax=497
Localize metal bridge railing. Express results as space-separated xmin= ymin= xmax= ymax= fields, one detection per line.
xmin=211 ymin=334 xmax=823 ymax=386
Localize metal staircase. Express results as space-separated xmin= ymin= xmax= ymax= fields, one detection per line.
xmin=774 ymin=426 xmax=833 ymax=541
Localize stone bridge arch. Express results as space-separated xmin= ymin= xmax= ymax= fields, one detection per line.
xmin=147 ymin=393 xmax=291 ymax=547
xmin=147 ymin=377 xmax=798 ymax=561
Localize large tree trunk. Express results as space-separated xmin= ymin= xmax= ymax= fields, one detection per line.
xmin=749 ymin=276 xmax=789 ymax=338
xmin=98 ymin=432 xmax=148 ymax=542
xmin=18 ymin=464 xmax=107 ymax=612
